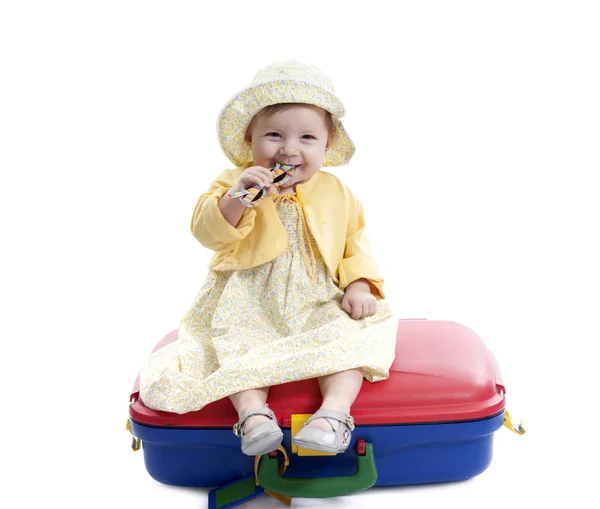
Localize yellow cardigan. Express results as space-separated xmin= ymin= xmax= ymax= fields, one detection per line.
xmin=190 ymin=167 xmax=385 ymax=299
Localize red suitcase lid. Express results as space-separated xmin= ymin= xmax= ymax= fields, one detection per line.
xmin=129 ymin=320 xmax=505 ymax=428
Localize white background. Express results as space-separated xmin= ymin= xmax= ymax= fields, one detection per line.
xmin=1 ymin=1 xmax=599 ymax=507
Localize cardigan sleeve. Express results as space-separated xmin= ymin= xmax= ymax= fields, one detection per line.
xmin=337 ymin=194 xmax=385 ymax=299
xmin=190 ymin=169 xmax=257 ymax=252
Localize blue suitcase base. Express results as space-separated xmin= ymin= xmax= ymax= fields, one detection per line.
xmin=131 ymin=411 xmax=505 ymax=489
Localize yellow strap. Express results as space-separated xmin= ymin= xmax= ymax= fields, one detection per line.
xmin=264 ymin=490 xmax=292 ymax=506
xmin=503 ymin=411 xmax=526 ymax=435
xmin=125 ymin=419 xmax=141 ymax=451
xmin=274 ymin=194 xmax=316 ymax=279
xmin=253 ymin=455 xmax=261 ymax=485
xmin=254 ymin=446 xmax=292 ymax=505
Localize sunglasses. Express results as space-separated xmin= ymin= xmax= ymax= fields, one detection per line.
xmin=228 ymin=164 xmax=296 ymax=207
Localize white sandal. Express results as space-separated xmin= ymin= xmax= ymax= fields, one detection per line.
xmin=233 ymin=405 xmax=283 ymax=456
xmin=292 ymin=409 xmax=355 ymax=454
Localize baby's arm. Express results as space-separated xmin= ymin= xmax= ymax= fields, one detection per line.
xmin=217 ymin=165 xmax=276 ymax=227
xmin=338 ymin=192 xmax=385 ymax=319
xmin=338 ymin=194 xmax=385 ymax=299
xmin=217 ymin=191 xmax=247 ymax=228
xmin=190 ymin=170 xmax=257 ymax=252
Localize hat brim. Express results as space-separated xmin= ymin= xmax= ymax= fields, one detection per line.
xmin=217 ymin=80 xmax=355 ymax=167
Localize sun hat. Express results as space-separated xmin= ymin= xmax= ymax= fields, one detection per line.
xmin=217 ymin=60 xmax=355 ymax=167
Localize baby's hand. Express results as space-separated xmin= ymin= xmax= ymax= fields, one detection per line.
xmin=342 ymin=279 xmax=377 ymax=320
xmin=232 ymin=166 xmax=277 ymax=197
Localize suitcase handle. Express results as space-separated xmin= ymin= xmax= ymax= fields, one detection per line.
xmin=257 ymin=441 xmax=377 ymax=498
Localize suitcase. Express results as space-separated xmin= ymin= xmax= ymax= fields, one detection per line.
xmin=127 ymin=319 xmax=524 ymax=506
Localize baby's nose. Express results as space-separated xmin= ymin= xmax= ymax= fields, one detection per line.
xmin=280 ymin=142 xmax=299 ymax=156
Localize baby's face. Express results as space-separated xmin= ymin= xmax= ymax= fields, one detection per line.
xmin=248 ymin=104 xmax=332 ymax=189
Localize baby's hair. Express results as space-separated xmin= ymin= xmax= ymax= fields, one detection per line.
xmin=244 ymin=103 xmax=337 ymax=145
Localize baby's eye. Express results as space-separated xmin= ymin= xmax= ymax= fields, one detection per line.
xmin=301 ymin=134 xmax=316 ymax=140
xmin=266 ymin=132 xmax=281 ymax=138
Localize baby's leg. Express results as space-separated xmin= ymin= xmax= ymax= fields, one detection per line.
xmin=229 ymin=387 xmax=270 ymax=432
xmin=309 ymin=369 xmax=363 ymax=430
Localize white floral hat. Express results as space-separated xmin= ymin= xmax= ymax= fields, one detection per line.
xmin=217 ymin=60 xmax=355 ymax=167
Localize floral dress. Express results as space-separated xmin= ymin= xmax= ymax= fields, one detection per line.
xmin=139 ymin=194 xmax=397 ymax=414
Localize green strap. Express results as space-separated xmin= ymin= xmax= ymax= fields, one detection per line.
xmin=257 ymin=443 xmax=377 ymax=498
